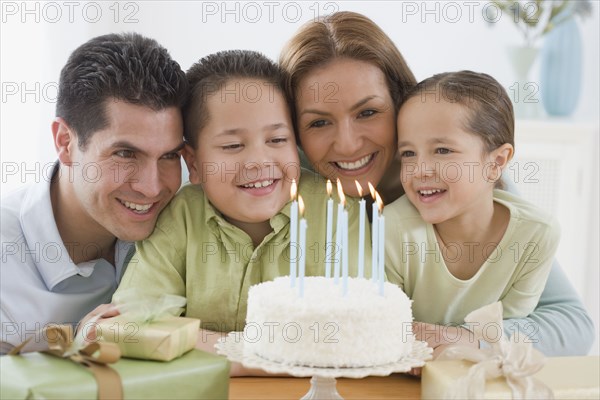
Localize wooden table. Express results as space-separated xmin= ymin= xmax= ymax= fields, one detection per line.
xmin=229 ymin=374 xmax=421 ymax=399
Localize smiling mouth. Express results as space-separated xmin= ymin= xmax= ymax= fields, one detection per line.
xmin=240 ymin=179 xmax=276 ymax=189
xmin=418 ymin=189 xmax=446 ymax=198
xmin=119 ymin=199 xmax=154 ymax=214
xmin=334 ymin=153 xmax=375 ymax=171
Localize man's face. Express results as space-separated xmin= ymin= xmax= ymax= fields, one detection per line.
xmin=64 ymin=100 xmax=184 ymax=242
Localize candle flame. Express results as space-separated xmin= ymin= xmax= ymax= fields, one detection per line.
xmin=336 ymin=178 xmax=346 ymax=206
xmin=375 ymin=192 xmax=384 ymax=213
xmin=290 ymin=179 xmax=297 ymax=201
xmin=298 ymin=195 xmax=305 ymax=216
xmin=326 ymin=179 xmax=332 ymax=197
xmin=367 ymin=182 xmax=376 ymax=199
xmin=355 ymin=180 xmax=364 ymax=197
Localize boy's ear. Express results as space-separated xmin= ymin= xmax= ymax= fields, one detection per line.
xmin=182 ymin=143 xmax=200 ymax=184
xmin=52 ymin=117 xmax=77 ymax=165
xmin=493 ymin=143 xmax=514 ymax=170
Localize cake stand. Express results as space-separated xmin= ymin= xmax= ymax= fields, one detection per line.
xmin=216 ymin=332 xmax=432 ymax=400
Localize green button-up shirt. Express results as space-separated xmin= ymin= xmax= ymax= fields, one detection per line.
xmin=115 ymin=170 xmax=372 ymax=332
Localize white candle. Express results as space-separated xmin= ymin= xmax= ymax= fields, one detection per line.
xmin=325 ymin=180 xmax=333 ymax=278
xmin=298 ymin=196 xmax=307 ymax=297
xmin=334 ymin=179 xmax=345 ymax=284
xmin=342 ymin=206 xmax=349 ymax=296
xmin=289 ymin=180 xmax=298 ymax=287
xmin=368 ymin=183 xmax=378 ymax=282
xmin=376 ymin=193 xmax=385 ymax=296
xmin=355 ymin=181 xmax=366 ymax=279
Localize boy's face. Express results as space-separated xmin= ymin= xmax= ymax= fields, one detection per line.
xmin=396 ymin=96 xmax=497 ymax=225
xmin=186 ymin=79 xmax=300 ymax=226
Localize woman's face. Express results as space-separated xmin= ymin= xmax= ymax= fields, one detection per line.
xmin=295 ymin=58 xmax=396 ymax=197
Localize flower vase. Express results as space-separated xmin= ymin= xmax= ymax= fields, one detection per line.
xmin=506 ymin=46 xmax=539 ymax=118
xmin=540 ymin=19 xmax=583 ymax=116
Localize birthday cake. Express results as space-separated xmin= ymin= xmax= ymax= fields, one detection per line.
xmin=244 ymin=276 xmax=414 ymax=368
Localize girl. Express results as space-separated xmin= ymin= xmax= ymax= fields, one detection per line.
xmin=385 ymin=70 xmax=560 ymax=328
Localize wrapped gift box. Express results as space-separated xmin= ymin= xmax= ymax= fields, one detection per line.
xmin=97 ymin=316 xmax=199 ymax=361
xmin=422 ymin=356 xmax=600 ymax=399
xmin=1 ymin=349 xmax=229 ymax=400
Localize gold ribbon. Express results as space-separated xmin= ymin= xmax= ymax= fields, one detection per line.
xmin=9 ymin=322 xmax=123 ymax=400
xmin=437 ymin=302 xmax=554 ymax=399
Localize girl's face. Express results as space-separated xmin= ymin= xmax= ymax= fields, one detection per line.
xmin=185 ymin=79 xmax=300 ymax=227
xmin=295 ymin=58 xmax=396 ymax=197
xmin=396 ymin=96 xmax=510 ymax=225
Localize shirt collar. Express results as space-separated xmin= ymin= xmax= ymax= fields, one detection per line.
xmin=20 ymin=162 xmax=131 ymax=289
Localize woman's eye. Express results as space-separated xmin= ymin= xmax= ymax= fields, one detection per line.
xmin=436 ymin=148 xmax=452 ymax=155
xmin=115 ymin=150 xmax=135 ymax=159
xmin=400 ymin=150 xmax=415 ymax=158
xmin=309 ymin=119 xmax=328 ymax=128
xmin=358 ymin=109 xmax=376 ymax=118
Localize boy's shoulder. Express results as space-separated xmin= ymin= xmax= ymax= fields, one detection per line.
xmin=493 ymin=189 xmax=558 ymax=228
xmin=155 ymin=184 xmax=208 ymax=226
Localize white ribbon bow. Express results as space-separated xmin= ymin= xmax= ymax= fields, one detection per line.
xmin=438 ymin=302 xmax=554 ymax=399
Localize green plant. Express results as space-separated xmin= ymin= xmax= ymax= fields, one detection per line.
xmin=492 ymin=0 xmax=592 ymax=46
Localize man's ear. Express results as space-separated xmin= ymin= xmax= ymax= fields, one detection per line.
xmin=52 ymin=118 xmax=77 ymax=165
xmin=182 ymin=143 xmax=200 ymax=184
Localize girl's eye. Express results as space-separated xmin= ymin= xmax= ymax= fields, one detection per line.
xmin=358 ymin=109 xmax=376 ymax=118
xmin=115 ymin=150 xmax=135 ymax=159
xmin=436 ymin=148 xmax=452 ymax=155
xmin=222 ymin=143 xmax=243 ymax=151
xmin=400 ymin=150 xmax=415 ymax=158
xmin=309 ymin=119 xmax=328 ymax=128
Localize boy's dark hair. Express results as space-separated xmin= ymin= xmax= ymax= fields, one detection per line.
xmin=183 ymin=50 xmax=290 ymax=148
xmin=56 ymin=32 xmax=188 ymax=149
xmin=402 ymin=70 xmax=514 ymax=189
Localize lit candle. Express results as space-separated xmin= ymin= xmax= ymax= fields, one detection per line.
xmin=342 ymin=200 xmax=349 ymax=296
xmin=289 ymin=179 xmax=298 ymax=287
xmin=325 ymin=180 xmax=333 ymax=278
xmin=376 ymin=192 xmax=385 ymax=296
xmin=368 ymin=182 xmax=378 ymax=282
xmin=355 ymin=181 xmax=366 ymax=279
xmin=298 ymin=196 xmax=307 ymax=297
xmin=334 ymin=179 xmax=344 ymax=284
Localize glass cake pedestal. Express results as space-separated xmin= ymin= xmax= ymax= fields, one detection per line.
xmin=216 ymin=332 xmax=432 ymax=400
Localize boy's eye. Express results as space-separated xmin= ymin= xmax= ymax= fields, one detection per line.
xmin=436 ymin=148 xmax=452 ymax=155
xmin=115 ymin=150 xmax=135 ymax=159
xmin=399 ymin=150 xmax=415 ymax=158
xmin=358 ymin=109 xmax=376 ymax=118
xmin=222 ymin=143 xmax=243 ymax=151
xmin=309 ymin=119 xmax=328 ymax=128
xmin=270 ymin=137 xmax=288 ymax=144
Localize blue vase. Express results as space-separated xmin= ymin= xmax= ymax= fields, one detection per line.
xmin=540 ymin=19 xmax=583 ymax=116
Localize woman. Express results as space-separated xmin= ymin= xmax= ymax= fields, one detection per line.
xmin=279 ymin=11 xmax=594 ymax=356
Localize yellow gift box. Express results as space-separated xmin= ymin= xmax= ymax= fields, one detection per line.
xmin=97 ymin=315 xmax=199 ymax=362
xmin=422 ymin=356 xmax=600 ymax=399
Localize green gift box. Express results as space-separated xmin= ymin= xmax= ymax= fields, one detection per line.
xmin=97 ymin=316 xmax=200 ymax=361
xmin=1 ymin=349 xmax=230 ymax=400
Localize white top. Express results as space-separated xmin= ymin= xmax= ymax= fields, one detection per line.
xmin=0 ymin=165 xmax=132 ymax=351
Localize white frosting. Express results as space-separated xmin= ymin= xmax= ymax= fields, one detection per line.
xmin=245 ymin=276 xmax=414 ymax=368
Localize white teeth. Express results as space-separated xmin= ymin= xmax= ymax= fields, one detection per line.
xmin=242 ymin=180 xmax=274 ymax=188
xmin=336 ymin=154 xmax=372 ymax=171
xmin=419 ymin=189 xmax=443 ymax=195
xmin=120 ymin=200 xmax=152 ymax=213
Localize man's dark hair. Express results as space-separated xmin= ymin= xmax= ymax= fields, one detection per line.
xmin=56 ymin=32 xmax=188 ymax=148
xmin=183 ymin=50 xmax=290 ymax=148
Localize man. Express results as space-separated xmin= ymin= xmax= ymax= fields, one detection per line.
xmin=1 ymin=33 xmax=188 ymax=352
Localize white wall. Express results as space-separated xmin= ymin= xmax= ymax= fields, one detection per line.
xmin=1 ymin=1 xmax=599 ymax=352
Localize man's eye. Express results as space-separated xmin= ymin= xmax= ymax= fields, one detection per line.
xmin=162 ymin=152 xmax=181 ymax=160
xmin=115 ymin=150 xmax=135 ymax=158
